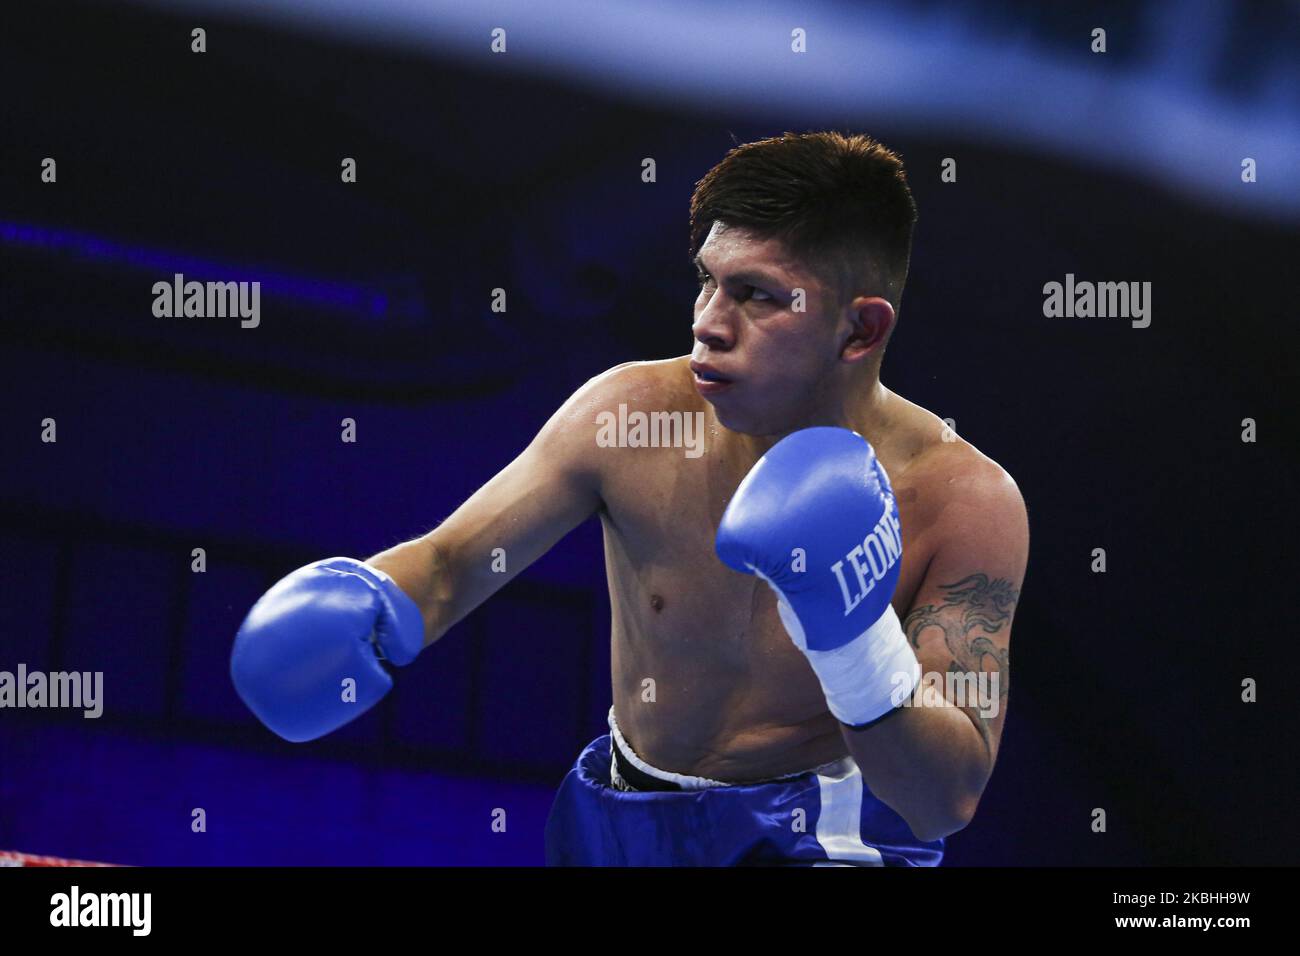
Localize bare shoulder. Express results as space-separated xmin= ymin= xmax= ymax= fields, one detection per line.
xmin=565 ymin=356 xmax=695 ymax=417
xmin=887 ymin=392 xmax=1028 ymax=555
xmin=920 ymin=438 xmax=1025 ymax=525
xmin=543 ymin=357 xmax=699 ymax=485
xmin=540 ymin=357 xmax=681 ymax=435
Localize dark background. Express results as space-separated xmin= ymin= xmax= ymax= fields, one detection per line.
xmin=1 ymin=0 xmax=1296 ymax=865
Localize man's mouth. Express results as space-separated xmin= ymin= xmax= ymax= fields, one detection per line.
xmin=690 ymin=362 xmax=734 ymax=394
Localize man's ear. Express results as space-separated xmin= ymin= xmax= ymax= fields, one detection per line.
xmin=841 ymin=297 xmax=895 ymax=363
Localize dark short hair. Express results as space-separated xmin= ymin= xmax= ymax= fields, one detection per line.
xmin=689 ymin=131 xmax=917 ymax=311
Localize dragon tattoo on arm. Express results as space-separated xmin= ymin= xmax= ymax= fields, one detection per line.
xmin=902 ymin=573 xmax=1019 ymax=756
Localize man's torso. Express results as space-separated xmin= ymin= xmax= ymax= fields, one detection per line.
xmin=592 ymin=356 xmax=985 ymax=781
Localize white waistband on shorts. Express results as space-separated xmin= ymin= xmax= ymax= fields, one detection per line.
xmin=607 ymin=706 xmax=851 ymax=792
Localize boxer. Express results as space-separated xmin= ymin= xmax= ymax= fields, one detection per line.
xmin=231 ymin=131 xmax=1028 ymax=865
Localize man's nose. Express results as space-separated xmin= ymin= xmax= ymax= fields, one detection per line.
xmin=692 ymin=299 xmax=736 ymax=351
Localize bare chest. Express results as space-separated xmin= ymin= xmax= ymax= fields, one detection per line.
xmin=598 ymin=442 xmax=939 ymax=641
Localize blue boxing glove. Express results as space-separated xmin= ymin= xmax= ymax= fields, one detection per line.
xmin=230 ymin=557 xmax=426 ymax=742
xmin=716 ymin=427 xmax=920 ymax=727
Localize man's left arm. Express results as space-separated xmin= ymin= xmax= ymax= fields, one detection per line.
xmin=841 ymin=462 xmax=1028 ymax=842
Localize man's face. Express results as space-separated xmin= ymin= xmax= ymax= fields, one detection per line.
xmin=690 ymin=222 xmax=850 ymax=436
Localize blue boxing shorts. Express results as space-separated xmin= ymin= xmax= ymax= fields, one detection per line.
xmin=544 ymin=707 xmax=944 ymax=866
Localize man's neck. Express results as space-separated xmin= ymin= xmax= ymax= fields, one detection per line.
xmin=723 ymin=377 xmax=893 ymax=463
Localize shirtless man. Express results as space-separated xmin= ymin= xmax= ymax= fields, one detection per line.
xmin=230 ymin=131 xmax=1028 ymax=866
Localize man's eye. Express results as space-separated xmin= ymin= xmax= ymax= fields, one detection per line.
xmin=696 ymin=272 xmax=714 ymax=287
xmin=748 ymin=288 xmax=773 ymax=302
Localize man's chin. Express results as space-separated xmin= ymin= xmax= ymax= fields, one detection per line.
xmin=710 ymin=403 xmax=778 ymax=437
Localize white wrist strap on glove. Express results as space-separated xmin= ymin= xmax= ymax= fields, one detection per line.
xmin=803 ymin=606 xmax=921 ymax=727
xmin=754 ymin=569 xmax=922 ymax=728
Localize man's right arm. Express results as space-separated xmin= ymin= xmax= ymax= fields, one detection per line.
xmin=368 ymin=363 xmax=635 ymax=646
xmin=230 ymin=363 xmax=636 ymax=741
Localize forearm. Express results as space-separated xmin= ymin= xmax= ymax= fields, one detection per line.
xmin=840 ymin=682 xmax=990 ymax=842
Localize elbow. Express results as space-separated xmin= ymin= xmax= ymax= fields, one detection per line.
xmin=906 ymin=794 xmax=980 ymax=843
